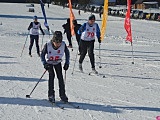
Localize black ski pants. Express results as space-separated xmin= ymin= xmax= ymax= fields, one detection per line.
xmin=29 ymin=35 xmax=40 ymax=54
xmin=79 ymin=40 xmax=95 ymax=68
xmin=47 ymin=63 xmax=66 ymax=97
xmin=66 ymin=33 xmax=72 ymax=46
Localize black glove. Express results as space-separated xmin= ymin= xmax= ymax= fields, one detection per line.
xmin=63 ymin=64 xmax=69 ymax=71
xmin=98 ymin=38 xmax=101 ymax=43
xmin=44 ymin=63 xmax=52 ymax=70
xmin=42 ymin=32 xmax=45 ymax=35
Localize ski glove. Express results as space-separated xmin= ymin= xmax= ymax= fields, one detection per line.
xmin=63 ymin=64 xmax=69 ymax=71
xmin=98 ymin=38 xmax=101 ymax=43
xmin=44 ymin=63 xmax=52 ymax=70
xmin=42 ymin=32 xmax=45 ymax=35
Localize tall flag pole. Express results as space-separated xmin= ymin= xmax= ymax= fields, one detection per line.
xmin=68 ymin=0 xmax=75 ymax=36
xmin=99 ymin=0 xmax=108 ymax=68
xmin=40 ymin=0 xmax=49 ymax=31
xmin=124 ymin=0 xmax=134 ymax=64
xmin=100 ymin=0 xmax=108 ymax=41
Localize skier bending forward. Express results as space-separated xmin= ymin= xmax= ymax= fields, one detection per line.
xmin=41 ymin=31 xmax=70 ymax=103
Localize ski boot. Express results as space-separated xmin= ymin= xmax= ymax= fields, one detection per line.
xmin=29 ymin=52 xmax=32 ymax=57
xmin=92 ymin=68 xmax=98 ymax=74
xmin=79 ymin=63 xmax=83 ymax=72
xmin=37 ymin=52 xmax=40 ymax=57
xmin=60 ymin=95 xmax=68 ymax=103
xmin=48 ymin=95 xmax=55 ymax=103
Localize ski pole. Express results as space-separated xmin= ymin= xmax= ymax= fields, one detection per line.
xmin=41 ymin=35 xmax=44 ymax=51
xmin=64 ymin=70 xmax=66 ymax=84
xmin=99 ymin=43 xmax=102 ymax=68
xmin=20 ymin=31 xmax=29 ymax=57
xmin=71 ymin=48 xmax=79 ymax=74
xmin=71 ymin=38 xmax=81 ymax=74
xmin=26 ymin=70 xmax=47 ymax=98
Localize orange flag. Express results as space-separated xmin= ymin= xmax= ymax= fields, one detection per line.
xmin=68 ymin=0 xmax=75 ymax=36
xmin=124 ymin=0 xmax=132 ymax=43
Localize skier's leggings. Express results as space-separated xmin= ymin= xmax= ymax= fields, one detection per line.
xmin=66 ymin=34 xmax=72 ymax=46
xmin=29 ymin=35 xmax=40 ymax=54
xmin=47 ymin=63 xmax=66 ymax=97
xmin=79 ymin=40 xmax=95 ymax=68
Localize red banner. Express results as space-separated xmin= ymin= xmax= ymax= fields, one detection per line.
xmin=124 ymin=0 xmax=132 ymax=43
xmin=68 ymin=0 xmax=75 ymax=36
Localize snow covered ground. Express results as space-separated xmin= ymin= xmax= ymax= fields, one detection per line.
xmin=0 ymin=3 xmax=160 ymax=120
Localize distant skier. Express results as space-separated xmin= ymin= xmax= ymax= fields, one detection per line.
xmin=72 ymin=19 xmax=82 ymax=54
xmin=62 ymin=3 xmax=65 ymax=9
xmin=78 ymin=14 xmax=101 ymax=74
xmin=47 ymin=3 xmax=49 ymax=8
xmin=99 ymin=9 xmax=103 ymax=19
xmin=41 ymin=31 xmax=70 ymax=103
xmin=78 ymin=10 xmax=81 ymax=15
xmin=62 ymin=18 xmax=72 ymax=48
xmin=28 ymin=15 xmax=45 ymax=57
xmin=99 ymin=12 xmax=102 ymax=19
xmin=46 ymin=0 xmax=50 ymax=8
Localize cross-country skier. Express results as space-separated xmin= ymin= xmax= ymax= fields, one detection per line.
xmin=28 ymin=15 xmax=45 ymax=57
xmin=78 ymin=10 xmax=81 ymax=15
xmin=41 ymin=31 xmax=70 ymax=103
xmin=62 ymin=18 xmax=72 ymax=48
xmin=77 ymin=14 xmax=101 ymax=74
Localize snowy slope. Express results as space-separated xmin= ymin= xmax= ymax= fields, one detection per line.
xmin=0 ymin=3 xmax=160 ymax=120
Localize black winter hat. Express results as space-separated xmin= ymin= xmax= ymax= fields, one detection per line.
xmin=89 ymin=14 xmax=95 ymax=20
xmin=72 ymin=19 xmax=77 ymax=25
xmin=52 ymin=31 xmax=63 ymax=43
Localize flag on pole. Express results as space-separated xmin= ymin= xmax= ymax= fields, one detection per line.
xmin=124 ymin=0 xmax=132 ymax=43
xmin=40 ymin=0 xmax=49 ymax=31
xmin=100 ymin=0 xmax=108 ymax=41
xmin=68 ymin=0 xmax=75 ymax=36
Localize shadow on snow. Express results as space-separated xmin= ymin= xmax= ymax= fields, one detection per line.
xmin=0 ymin=55 xmax=16 ymax=58
xmin=0 ymin=75 xmax=46 ymax=82
xmin=0 ymin=97 xmax=120 ymax=113
xmin=0 ymin=97 xmax=160 ymax=113
xmin=0 ymin=62 xmax=18 ymax=64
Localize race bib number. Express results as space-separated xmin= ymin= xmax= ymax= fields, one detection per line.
xmin=49 ymin=56 xmax=60 ymax=61
xmin=87 ymin=32 xmax=94 ymax=38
